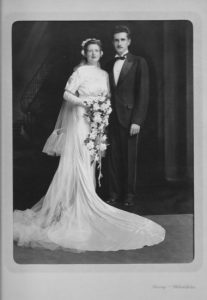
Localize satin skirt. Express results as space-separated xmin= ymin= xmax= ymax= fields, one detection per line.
xmin=14 ymin=106 xmax=165 ymax=251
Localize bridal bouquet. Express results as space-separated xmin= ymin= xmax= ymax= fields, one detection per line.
xmin=83 ymin=95 xmax=112 ymax=185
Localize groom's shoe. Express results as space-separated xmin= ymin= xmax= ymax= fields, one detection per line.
xmin=124 ymin=194 xmax=135 ymax=207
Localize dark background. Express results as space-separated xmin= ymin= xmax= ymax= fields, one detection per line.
xmin=12 ymin=21 xmax=193 ymax=214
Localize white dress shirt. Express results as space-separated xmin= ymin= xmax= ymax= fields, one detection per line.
xmin=113 ymin=51 xmax=128 ymax=85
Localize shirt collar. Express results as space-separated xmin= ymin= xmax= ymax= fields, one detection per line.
xmin=115 ymin=51 xmax=128 ymax=58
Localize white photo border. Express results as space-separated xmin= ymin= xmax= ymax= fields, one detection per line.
xmin=1 ymin=0 xmax=206 ymax=299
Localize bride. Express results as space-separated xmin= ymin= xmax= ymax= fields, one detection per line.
xmin=13 ymin=38 xmax=165 ymax=251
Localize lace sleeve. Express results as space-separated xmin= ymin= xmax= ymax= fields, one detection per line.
xmin=65 ymin=69 xmax=80 ymax=94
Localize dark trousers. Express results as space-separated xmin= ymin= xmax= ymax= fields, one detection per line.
xmin=106 ymin=113 xmax=139 ymax=200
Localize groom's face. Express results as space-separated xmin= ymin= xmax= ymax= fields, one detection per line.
xmin=113 ymin=32 xmax=131 ymax=56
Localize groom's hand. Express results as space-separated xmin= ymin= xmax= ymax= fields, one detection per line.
xmin=130 ymin=124 xmax=140 ymax=136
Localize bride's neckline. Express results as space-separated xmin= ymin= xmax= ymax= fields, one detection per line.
xmin=85 ymin=63 xmax=100 ymax=68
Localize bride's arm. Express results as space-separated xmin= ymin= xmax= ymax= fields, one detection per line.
xmin=63 ymin=90 xmax=85 ymax=107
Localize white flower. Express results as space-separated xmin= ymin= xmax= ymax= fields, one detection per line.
xmin=100 ymin=103 xmax=107 ymax=110
xmin=99 ymin=124 xmax=105 ymax=131
xmin=94 ymin=113 xmax=102 ymax=123
xmin=89 ymin=131 xmax=97 ymax=139
xmin=101 ymin=135 xmax=107 ymax=141
xmin=99 ymin=143 xmax=107 ymax=151
xmin=101 ymin=101 xmax=110 ymax=111
xmin=89 ymin=148 xmax=95 ymax=156
xmin=94 ymin=154 xmax=99 ymax=162
xmin=107 ymin=107 xmax=112 ymax=114
xmin=81 ymin=38 xmax=96 ymax=48
xmin=91 ymin=123 xmax=98 ymax=129
xmin=102 ymin=118 xmax=109 ymax=126
xmin=98 ymin=96 xmax=105 ymax=102
xmin=93 ymin=103 xmax=100 ymax=111
xmin=86 ymin=141 xmax=94 ymax=150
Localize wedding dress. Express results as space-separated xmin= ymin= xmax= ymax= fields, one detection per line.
xmin=13 ymin=65 xmax=165 ymax=252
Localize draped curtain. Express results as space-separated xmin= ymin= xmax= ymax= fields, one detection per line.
xmin=12 ymin=21 xmax=193 ymax=183
xmin=163 ymin=21 xmax=193 ymax=181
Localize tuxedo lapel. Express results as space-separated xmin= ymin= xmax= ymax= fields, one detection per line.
xmin=117 ymin=53 xmax=134 ymax=87
xmin=109 ymin=68 xmax=116 ymax=89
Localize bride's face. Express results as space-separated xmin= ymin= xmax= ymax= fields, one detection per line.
xmin=85 ymin=44 xmax=102 ymax=65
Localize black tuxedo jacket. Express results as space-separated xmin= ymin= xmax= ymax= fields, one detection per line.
xmin=107 ymin=53 xmax=149 ymax=128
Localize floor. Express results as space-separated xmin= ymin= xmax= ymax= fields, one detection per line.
xmin=13 ymin=214 xmax=194 ymax=264
xmin=13 ymin=150 xmax=194 ymax=216
xmin=13 ymin=149 xmax=194 ymax=264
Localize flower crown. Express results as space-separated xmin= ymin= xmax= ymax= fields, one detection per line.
xmin=81 ymin=38 xmax=102 ymax=56
xmin=81 ymin=38 xmax=101 ymax=49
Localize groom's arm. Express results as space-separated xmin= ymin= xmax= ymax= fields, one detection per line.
xmin=131 ymin=57 xmax=149 ymax=127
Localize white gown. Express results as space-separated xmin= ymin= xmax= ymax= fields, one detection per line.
xmin=13 ymin=65 xmax=165 ymax=252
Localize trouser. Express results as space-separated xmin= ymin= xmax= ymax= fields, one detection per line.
xmin=106 ymin=115 xmax=139 ymax=200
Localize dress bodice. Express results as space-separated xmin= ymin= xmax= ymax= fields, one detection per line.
xmin=65 ymin=65 xmax=110 ymax=98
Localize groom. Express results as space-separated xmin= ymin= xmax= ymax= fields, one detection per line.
xmin=105 ymin=25 xmax=149 ymax=207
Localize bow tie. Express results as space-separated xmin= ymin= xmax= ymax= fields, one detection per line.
xmin=114 ymin=55 xmax=127 ymax=61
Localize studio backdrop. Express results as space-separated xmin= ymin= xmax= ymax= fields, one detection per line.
xmin=12 ymin=21 xmax=193 ymax=209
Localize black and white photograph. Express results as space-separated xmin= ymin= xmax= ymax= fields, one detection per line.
xmin=1 ymin=0 xmax=207 ymax=299
xmin=12 ymin=20 xmax=193 ymax=264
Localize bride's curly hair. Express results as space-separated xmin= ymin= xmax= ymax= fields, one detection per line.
xmin=81 ymin=38 xmax=103 ymax=56
xmin=74 ymin=38 xmax=103 ymax=71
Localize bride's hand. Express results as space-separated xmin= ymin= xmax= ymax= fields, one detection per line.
xmin=82 ymin=97 xmax=92 ymax=107
xmin=82 ymin=99 xmax=89 ymax=107
xmin=63 ymin=90 xmax=86 ymax=108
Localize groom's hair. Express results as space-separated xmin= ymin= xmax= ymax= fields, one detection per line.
xmin=112 ymin=25 xmax=131 ymax=39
